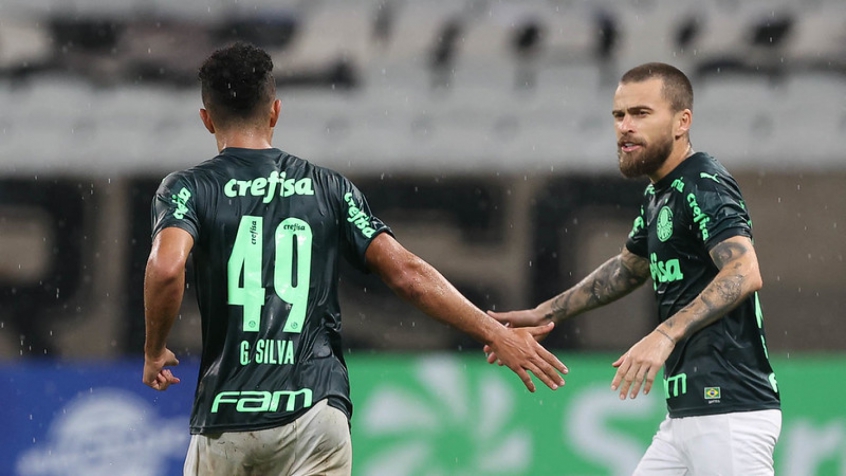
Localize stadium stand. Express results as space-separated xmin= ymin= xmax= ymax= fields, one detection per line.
xmin=0 ymin=0 xmax=843 ymax=358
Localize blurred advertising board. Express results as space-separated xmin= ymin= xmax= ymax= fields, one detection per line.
xmin=1 ymin=355 xmax=843 ymax=476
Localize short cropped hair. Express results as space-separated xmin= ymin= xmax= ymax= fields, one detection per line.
xmin=620 ymin=62 xmax=693 ymax=113
xmin=198 ymin=42 xmax=276 ymax=126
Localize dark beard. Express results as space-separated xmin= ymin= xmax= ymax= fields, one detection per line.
xmin=618 ymin=134 xmax=673 ymax=178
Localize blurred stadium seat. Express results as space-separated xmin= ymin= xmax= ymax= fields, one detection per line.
xmin=0 ymin=0 xmax=844 ymax=358
xmin=0 ymin=0 xmax=842 ymax=174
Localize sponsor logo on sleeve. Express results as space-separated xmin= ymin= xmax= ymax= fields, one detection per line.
xmin=686 ymin=193 xmax=710 ymax=241
xmin=343 ymin=192 xmax=377 ymax=238
xmin=629 ymin=205 xmax=645 ymax=238
xmin=172 ymin=187 xmax=192 ymax=219
xmin=629 ymin=215 xmax=644 ymax=238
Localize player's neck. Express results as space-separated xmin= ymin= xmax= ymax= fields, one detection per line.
xmin=648 ymin=142 xmax=694 ymax=183
xmin=214 ymin=128 xmax=274 ymax=152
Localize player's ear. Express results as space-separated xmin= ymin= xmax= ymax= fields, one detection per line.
xmin=199 ymin=108 xmax=216 ymax=134
xmin=269 ymin=99 xmax=281 ymax=128
xmin=675 ymin=108 xmax=692 ymax=139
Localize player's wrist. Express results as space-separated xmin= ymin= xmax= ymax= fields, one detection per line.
xmin=655 ymin=327 xmax=676 ymax=345
xmin=544 ymin=308 xmax=565 ymax=326
xmin=144 ymin=346 xmax=167 ymax=361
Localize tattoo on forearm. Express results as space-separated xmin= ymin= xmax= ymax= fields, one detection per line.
xmin=675 ymin=272 xmax=744 ymax=336
xmin=548 ymin=253 xmax=648 ymax=320
xmin=549 ymin=293 xmax=572 ymax=319
xmin=670 ymin=239 xmax=755 ymax=338
xmin=714 ymin=274 xmax=743 ymax=303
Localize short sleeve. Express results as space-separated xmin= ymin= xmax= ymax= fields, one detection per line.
xmin=687 ymin=177 xmax=751 ymax=250
xmin=337 ymin=177 xmax=392 ymax=271
xmin=151 ymin=172 xmax=200 ymax=240
xmin=625 ymin=204 xmax=648 ymax=257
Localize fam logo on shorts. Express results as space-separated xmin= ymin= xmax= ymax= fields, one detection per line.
xmin=657 ymin=206 xmax=674 ymax=242
xmin=704 ymin=387 xmax=721 ymax=400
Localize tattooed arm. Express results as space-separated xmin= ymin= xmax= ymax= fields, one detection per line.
xmin=487 ymin=247 xmax=649 ymax=329
xmin=544 ymin=247 xmax=650 ymax=323
xmin=656 ymin=235 xmax=762 ymax=342
xmin=610 ymin=235 xmax=762 ymax=400
xmin=484 ymin=246 xmax=649 ymax=365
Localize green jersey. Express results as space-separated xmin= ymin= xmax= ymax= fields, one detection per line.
xmin=151 ymin=148 xmax=391 ymax=434
xmin=625 ymin=152 xmax=780 ymax=418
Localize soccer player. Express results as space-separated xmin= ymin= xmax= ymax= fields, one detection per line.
xmin=141 ymin=42 xmax=568 ymax=476
xmin=486 ymin=62 xmax=781 ymax=474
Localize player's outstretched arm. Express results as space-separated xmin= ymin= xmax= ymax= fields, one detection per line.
xmin=484 ymin=247 xmax=649 ymax=363
xmin=611 ymin=235 xmax=762 ymax=400
xmin=143 ymin=227 xmax=193 ymax=391
xmin=365 ymin=233 xmax=568 ymax=392
xmin=490 ymin=247 xmax=649 ymax=328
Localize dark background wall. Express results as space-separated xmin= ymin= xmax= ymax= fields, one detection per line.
xmin=0 ymin=168 xmax=841 ymax=359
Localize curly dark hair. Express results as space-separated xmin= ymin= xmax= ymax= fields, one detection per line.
xmin=198 ymin=42 xmax=276 ymax=126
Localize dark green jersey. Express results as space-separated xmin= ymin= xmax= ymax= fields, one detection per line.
xmin=625 ymin=152 xmax=780 ymax=418
xmin=151 ymin=148 xmax=391 ymax=434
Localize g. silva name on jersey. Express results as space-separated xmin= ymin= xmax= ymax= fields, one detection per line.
xmin=239 ymin=339 xmax=295 ymax=366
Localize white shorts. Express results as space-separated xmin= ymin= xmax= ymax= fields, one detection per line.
xmin=633 ymin=409 xmax=781 ymax=476
xmin=183 ymin=399 xmax=352 ymax=476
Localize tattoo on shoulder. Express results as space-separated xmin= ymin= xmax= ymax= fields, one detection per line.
xmin=710 ymin=240 xmax=749 ymax=269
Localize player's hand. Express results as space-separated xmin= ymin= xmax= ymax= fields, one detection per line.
xmin=610 ymin=330 xmax=675 ymax=400
xmin=143 ymin=348 xmax=181 ymax=391
xmin=488 ymin=322 xmax=568 ymax=393
xmin=483 ymin=309 xmax=551 ymax=364
xmin=487 ymin=308 xmax=549 ymax=329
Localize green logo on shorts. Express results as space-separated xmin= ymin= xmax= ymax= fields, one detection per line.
xmin=657 ymin=206 xmax=673 ymax=242
xmin=704 ymin=387 xmax=721 ymax=400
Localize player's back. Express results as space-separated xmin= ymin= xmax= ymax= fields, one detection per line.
xmin=151 ymin=147 xmax=390 ymax=434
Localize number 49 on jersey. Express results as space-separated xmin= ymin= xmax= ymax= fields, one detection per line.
xmin=227 ymin=215 xmax=313 ymax=334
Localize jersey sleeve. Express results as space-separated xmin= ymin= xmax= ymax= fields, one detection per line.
xmin=687 ymin=176 xmax=751 ymax=250
xmin=150 ymin=172 xmax=200 ymax=240
xmin=625 ymin=203 xmax=649 ymax=258
xmin=336 ymin=176 xmax=392 ymax=272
